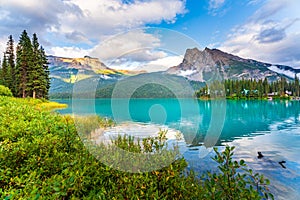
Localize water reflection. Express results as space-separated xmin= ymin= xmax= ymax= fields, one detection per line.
xmin=56 ymin=99 xmax=300 ymax=145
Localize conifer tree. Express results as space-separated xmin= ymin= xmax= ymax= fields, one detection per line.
xmin=16 ymin=30 xmax=33 ymax=98
xmin=1 ymin=53 xmax=12 ymax=88
xmin=28 ymin=33 xmax=50 ymax=99
xmin=295 ymin=74 xmax=300 ymax=97
xmin=6 ymin=35 xmax=16 ymax=95
xmin=1 ymin=31 xmax=49 ymax=98
xmin=29 ymin=33 xmax=42 ymax=98
xmin=39 ymin=46 xmax=50 ymax=99
xmin=263 ymin=77 xmax=269 ymax=96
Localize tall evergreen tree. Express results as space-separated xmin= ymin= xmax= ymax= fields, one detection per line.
xmin=29 ymin=33 xmax=42 ymax=98
xmin=39 ymin=46 xmax=50 ymax=99
xmin=16 ymin=30 xmax=33 ymax=98
xmin=1 ymin=54 xmax=7 ymax=86
xmin=6 ymin=35 xmax=16 ymax=95
xmin=1 ymin=53 xmax=12 ymax=88
xmin=28 ymin=33 xmax=50 ymax=99
xmin=263 ymin=77 xmax=269 ymax=96
xmin=295 ymin=74 xmax=300 ymax=97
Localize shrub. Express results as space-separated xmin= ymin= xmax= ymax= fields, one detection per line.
xmin=0 ymin=85 xmax=13 ymax=97
xmin=203 ymin=146 xmax=274 ymax=200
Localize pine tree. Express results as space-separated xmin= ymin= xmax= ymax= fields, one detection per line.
xmin=6 ymin=35 xmax=16 ymax=96
xmin=1 ymin=55 xmax=6 ymax=86
xmin=29 ymin=33 xmax=42 ymax=98
xmin=1 ymin=53 xmax=10 ymax=87
xmin=39 ymin=46 xmax=50 ymax=99
xmin=263 ymin=77 xmax=269 ymax=96
xmin=16 ymin=30 xmax=33 ymax=98
xmin=295 ymin=74 xmax=300 ymax=97
xmin=28 ymin=34 xmax=50 ymax=99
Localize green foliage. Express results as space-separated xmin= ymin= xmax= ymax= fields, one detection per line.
xmin=0 ymin=85 xmax=13 ymax=97
xmin=203 ymin=146 xmax=274 ymax=200
xmin=28 ymin=34 xmax=50 ymax=99
xmin=0 ymin=30 xmax=51 ymax=99
xmin=6 ymin=35 xmax=17 ymax=96
xmin=0 ymin=96 xmax=273 ymax=199
xmin=0 ymin=53 xmax=12 ymax=89
xmin=196 ymin=77 xmax=300 ymax=99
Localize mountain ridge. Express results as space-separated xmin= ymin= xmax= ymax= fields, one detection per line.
xmin=48 ymin=48 xmax=300 ymax=96
xmin=167 ymin=47 xmax=299 ymax=81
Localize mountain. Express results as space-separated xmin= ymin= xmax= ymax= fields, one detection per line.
xmin=48 ymin=55 xmax=145 ymax=95
xmin=48 ymin=49 xmax=300 ymax=98
xmin=167 ymin=47 xmax=299 ymax=81
xmin=47 ymin=54 xmax=202 ymax=98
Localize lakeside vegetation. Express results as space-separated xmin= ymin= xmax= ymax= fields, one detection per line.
xmin=0 ymin=95 xmax=274 ymax=199
xmin=196 ymin=76 xmax=300 ymax=100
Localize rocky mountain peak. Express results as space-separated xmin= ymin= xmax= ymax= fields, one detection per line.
xmin=167 ymin=47 xmax=290 ymax=81
xmin=203 ymin=47 xmax=212 ymax=52
xmin=180 ymin=47 xmax=217 ymax=70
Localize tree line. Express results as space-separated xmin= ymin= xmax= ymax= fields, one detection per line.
xmin=196 ymin=76 xmax=300 ymax=99
xmin=0 ymin=30 xmax=50 ymax=99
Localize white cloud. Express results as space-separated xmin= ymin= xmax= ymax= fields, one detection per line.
xmin=65 ymin=31 xmax=92 ymax=44
xmin=58 ymin=0 xmax=187 ymax=44
xmin=107 ymin=55 xmax=183 ymax=72
xmin=142 ymin=55 xmax=183 ymax=72
xmin=247 ymin=0 xmax=263 ymax=5
xmin=208 ymin=0 xmax=226 ymax=15
xmin=91 ymin=30 xmax=164 ymax=61
xmin=148 ymin=55 xmax=183 ymax=67
xmin=0 ymin=0 xmax=187 ymax=69
xmin=49 ymin=46 xmax=91 ymax=58
xmin=0 ymin=0 xmax=186 ymax=52
xmin=209 ymin=0 xmax=225 ymax=9
xmin=49 ymin=27 xmax=188 ymax=73
xmin=0 ymin=0 xmax=81 ymax=35
xmin=220 ymin=0 xmax=300 ymax=67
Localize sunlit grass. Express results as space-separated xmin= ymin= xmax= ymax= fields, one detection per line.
xmin=0 ymin=96 xmax=67 ymax=111
xmin=36 ymin=101 xmax=68 ymax=111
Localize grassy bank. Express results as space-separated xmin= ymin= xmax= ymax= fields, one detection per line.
xmin=0 ymin=96 xmax=273 ymax=199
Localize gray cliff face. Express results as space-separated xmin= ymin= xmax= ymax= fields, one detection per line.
xmin=167 ymin=47 xmax=294 ymax=82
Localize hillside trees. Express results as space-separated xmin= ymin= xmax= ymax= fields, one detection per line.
xmin=0 ymin=31 xmax=50 ymax=99
xmin=197 ymin=77 xmax=300 ymax=99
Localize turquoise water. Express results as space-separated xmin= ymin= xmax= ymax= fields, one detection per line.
xmin=55 ymin=99 xmax=300 ymax=199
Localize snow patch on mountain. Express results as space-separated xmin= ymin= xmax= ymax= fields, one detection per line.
xmin=178 ymin=70 xmax=197 ymax=77
xmin=268 ymin=65 xmax=300 ymax=79
xmin=100 ymin=74 xmax=112 ymax=80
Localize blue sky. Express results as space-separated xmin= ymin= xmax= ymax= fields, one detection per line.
xmin=0 ymin=0 xmax=299 ymax=71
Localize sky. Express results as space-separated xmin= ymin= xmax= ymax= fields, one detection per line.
xmin=0 ymin=0 xmax=299 ymax=71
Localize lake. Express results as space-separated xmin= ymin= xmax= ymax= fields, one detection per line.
xmin=54 ymin=98 xmax=300 ymax=199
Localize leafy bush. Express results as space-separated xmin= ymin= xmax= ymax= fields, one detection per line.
xmin=203 ymin=146 xmax=274 ymax=200
xmin=0 ymin=96 xmax=273 ymax=199
xmin=0 ymin=85 xmax=13 ymax=97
